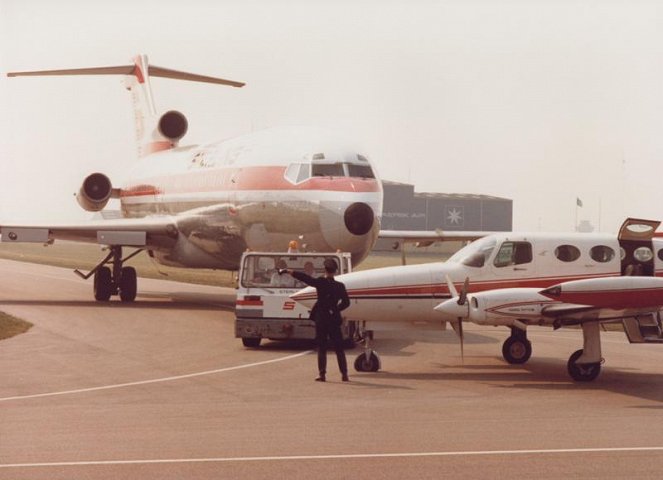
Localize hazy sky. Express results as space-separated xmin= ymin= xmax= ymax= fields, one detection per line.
xmin=1 ymin=0 xmax=662 ymax=232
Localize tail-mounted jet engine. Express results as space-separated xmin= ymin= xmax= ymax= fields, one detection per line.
xmin=76 ymin=172 xmax=117 ymax=212
xmin=157 ymin=110 xmax=188 ymax=142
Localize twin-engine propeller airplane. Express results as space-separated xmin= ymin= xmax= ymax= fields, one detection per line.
xmin=0 ymin=54 xmax=391 ymax=301
xmin=292 ymin=218 xmax=663 ymax=381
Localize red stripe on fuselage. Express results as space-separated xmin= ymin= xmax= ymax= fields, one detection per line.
xmin=119 ymin=166 xmax=381 ymax=198
xmin=344 ymin=272 xmax=624 ymax=299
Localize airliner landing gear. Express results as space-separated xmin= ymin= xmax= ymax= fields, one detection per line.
xmin=353 ymin=329 xmax=381 ymax=372
xmin=76 ymin=246 xmax=142 ymax=302
xmin=502 ymin=327 xmax=532 ymax=364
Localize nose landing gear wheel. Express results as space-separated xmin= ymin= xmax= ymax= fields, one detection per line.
xmin=354 ymin=351 xmax=381 ymax=372
xmin=502 ymin=335 xmax=532 ymax=364
xmin=567 ymin=349 xmax=601 ymax=382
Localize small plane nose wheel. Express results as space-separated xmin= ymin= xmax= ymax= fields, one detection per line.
xmin=567 ymin=349 xmax=602 ymax=382
xmin=353 ymin=330 xmax=381 ymax=372
xmin=502 ymin=327 xmax=532 ymax=364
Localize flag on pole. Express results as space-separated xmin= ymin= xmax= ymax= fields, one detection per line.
xmin=576 ymin=197 xmax=583 ymax=207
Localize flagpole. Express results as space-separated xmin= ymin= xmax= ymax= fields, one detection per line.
xmin=575 ymin=200 xmax=578 ymax=231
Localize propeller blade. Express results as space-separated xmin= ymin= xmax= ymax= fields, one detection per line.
xmin=445 ymin=275 xmax=458 ymax=298
xmin=449 ymin=319 xmax=465 ymax=364
xmin=458 ymin=276 xmax=470 ymax=305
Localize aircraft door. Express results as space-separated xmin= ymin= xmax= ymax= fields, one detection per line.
xmin=618 ymin=218 xmax=660 ymax=276
xmin=490 ymin=240 xmax=535 ymax=283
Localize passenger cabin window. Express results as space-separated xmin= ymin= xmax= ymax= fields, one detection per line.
xmin=554 ymin=245 xmax=581 ymax=262
xmin=658 ymin=249 xmax=663 ymax=261
xmin=590 ymin=245 xmax=615 ymax=263
xmin=634 ymin=246 xmax=654 ymax=262
xmin=494 ymin=241 xmax=532 ymax=267
xmin=312 ymin=163 xmax=344 ymax=177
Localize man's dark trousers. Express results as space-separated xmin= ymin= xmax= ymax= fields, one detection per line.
xmin=315 ymin=318 xmax=348 ymax=376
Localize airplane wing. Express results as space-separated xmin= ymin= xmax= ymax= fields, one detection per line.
xmin=1 ymin=216 xmax=177 ymax=248
xmin=539 ymin=277 xmax=663 ymax=343
xmin=378 ymin=229 xmax=491 ymax=246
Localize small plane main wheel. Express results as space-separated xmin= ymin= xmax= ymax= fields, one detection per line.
xmin=567 ymin=349 xmax=601 ymax=382
xmin=502 ymin=336 xmax=532 ymax=364
xmin=93 ymin=267 xmax=112 ymax=302
xmin=242 ymin=337 xmax=261 ymax=348
xmin=119 ymin=266 xmax=137 ymax=302
xmin=354 ymin=352 xmax=380 ymax=372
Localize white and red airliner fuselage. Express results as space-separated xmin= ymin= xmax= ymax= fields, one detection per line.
xmin=118 ymin=126 xmax=382 ymax=269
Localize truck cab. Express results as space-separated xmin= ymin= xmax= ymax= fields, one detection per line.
xmin=235 ymin=251 xmax=353 ymax=347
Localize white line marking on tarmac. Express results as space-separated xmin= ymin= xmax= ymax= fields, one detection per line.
xmin=0 ymin=351 xmax=311 ymax=402
xmin=2 ymin=446 xmax=663 ymax=468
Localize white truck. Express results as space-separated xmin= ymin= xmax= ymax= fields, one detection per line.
xmin=235 ymin=251 xmax=356 ymax=347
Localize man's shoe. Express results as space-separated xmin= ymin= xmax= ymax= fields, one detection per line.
xmin=342 ymin=374 xmax=349 ymax=382
xmin=315 ymin=376 xmax=326 ymax=382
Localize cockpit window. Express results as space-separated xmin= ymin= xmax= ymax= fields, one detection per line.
xmin=494 ymin=241 xmax=532 ymax=267
xmin=284 ymin=163 xmax=311 ymax=184
xmin=447 ymin=236 xmax=497 ymax=268
xmin=347 ymin=164 xmax=375 ymax=179
xmin=312 ymin=163 xmax=344 ymax=177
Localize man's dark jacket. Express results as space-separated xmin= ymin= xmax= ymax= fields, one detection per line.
xmin=291 ymin=271 xmax=350 ymax=325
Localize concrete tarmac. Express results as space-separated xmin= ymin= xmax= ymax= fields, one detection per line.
xmin=1 ymin=258 xmax=663 ymax=479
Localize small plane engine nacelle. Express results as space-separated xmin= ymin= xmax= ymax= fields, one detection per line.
xmin=76 ymin=172 xmax=113 ymax=212
xmin=158 ymin=110 xmax=188 ymax=141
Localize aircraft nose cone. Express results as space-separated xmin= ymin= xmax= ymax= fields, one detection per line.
xmin=290 ymin=286 xmax=317 ymax=308
xmin=344 ymin=202 xmax=374 ymax=236
xmin=434 ymin=298 xmax=469 ymax=320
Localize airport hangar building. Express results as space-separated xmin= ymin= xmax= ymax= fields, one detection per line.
xmin=375 ymin=180 xmax=512 ymax=250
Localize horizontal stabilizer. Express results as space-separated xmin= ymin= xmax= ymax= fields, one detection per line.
xmin=8 ymin=64 xmax=244 ymax=87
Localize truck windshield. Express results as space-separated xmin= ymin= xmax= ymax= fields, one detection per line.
xmin=241 ymin=254 xmax=342 ymax=288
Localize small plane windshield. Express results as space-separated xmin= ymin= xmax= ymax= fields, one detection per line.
xmin=447 ymin=236 xmax=497 ymax=268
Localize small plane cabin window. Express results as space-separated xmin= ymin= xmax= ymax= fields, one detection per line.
xmin=658 ymin=249 xmax=663 ymax=261
xmin=554 ymin=245 xmax=581 ymax=262
xmin=346 ymin=164 xmax=375 ymax=179
xmin=590 ymin=245 xmax=615 ymax=263
xmin=494 ymin=241 xmax=532 ymax=268
xmin=634 ymin=246 xmax=654 ymax=262
xmin=312 ymin=163 xmax=345 ymax=177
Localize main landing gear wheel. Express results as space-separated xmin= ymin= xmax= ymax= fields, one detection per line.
xmin=81 ymin=245 xmax=143 ymax=302
xmin=93 ymin=267 xmax=112 ymax=301
xmin=119 ymin=266 xmax=137 ymax=302
xmin=242 ymin=337 xmax=261 ymax=348
xmin=567 ymin=349 xmax=601 ymax=382
xmin=502 ymin=335 xmax=532 ymax=364
xmin=354 ymin=351 xmax=381 ymax=372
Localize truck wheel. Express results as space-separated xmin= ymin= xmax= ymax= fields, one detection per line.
xmin=242 ymin=337 xmax=261 ymax=348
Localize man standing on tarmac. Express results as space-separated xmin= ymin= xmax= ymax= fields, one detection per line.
xmin=280 ymin=258 xmax=350 ymax=382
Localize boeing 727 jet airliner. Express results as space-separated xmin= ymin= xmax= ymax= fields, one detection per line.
xmin=1 ymin=55 xmax=384 ymax=301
